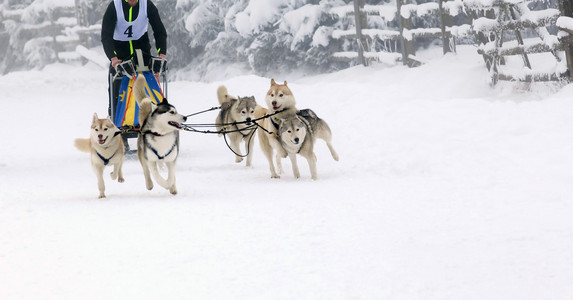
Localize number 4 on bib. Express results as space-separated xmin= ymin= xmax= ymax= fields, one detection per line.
xmin=124 ymin=25 xmax=133 ymax=38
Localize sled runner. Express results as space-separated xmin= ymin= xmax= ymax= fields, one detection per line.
xmin=108 ymin=49 xmax=167 ymax=153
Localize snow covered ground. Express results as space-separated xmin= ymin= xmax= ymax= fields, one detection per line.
xmin=1 ymin=46 xmax=573 ymax=299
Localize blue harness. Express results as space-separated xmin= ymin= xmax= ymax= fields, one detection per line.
xmin=95 ymin=150 xmax=116 ymax=166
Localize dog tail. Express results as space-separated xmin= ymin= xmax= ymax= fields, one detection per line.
xmin=133 ymin=75 xmax=147 ymax=106
xmin=217 ymin=85 xmax=237 ymax=105
xmin=74 ymin=138 xmax=91 ymax=153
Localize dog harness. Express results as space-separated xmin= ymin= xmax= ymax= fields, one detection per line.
xmin=95 ymin=150 xmax=117 ymax=166
xmin=148 ymin=143 xmax=177 ymax=160
xmin=113 ymin=0 xmax=148 ymax=41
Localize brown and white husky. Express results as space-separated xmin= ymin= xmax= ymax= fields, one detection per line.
xmin=74 ymin=113 xmax=125 ymax=198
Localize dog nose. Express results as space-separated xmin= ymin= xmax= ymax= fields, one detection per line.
xmin=183 ymin=116 xmax=187 ymax=122
xmin=98 ymin=134 xmax=103 ymax=139
xmin=272 ymin=101 xmax=277 ymax=106
xmin=246 ymin=117 xmax=252 ymax=125
xmin=294 ymin=137 xmax=299 ymax=144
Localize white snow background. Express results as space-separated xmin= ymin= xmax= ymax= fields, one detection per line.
xmin=1 ymin=45 xmax=573 ymax=299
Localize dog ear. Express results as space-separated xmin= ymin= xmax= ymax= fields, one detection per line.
xmin=161 ymin=97 xmax=169 ymax=105
xmin=284 ymin=80 xmax=288 ymax=86
xmin=271 ymin=78 xmax=276 ymax=86
xmin=93 ymin=112 xmax=99 ymax=122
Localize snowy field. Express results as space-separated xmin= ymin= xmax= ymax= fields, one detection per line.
xmin=1 ymin=46 xmax=573 ymax=299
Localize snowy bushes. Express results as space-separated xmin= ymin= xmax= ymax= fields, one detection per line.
xmin=178 ymin=0 xmax=347 ymax=80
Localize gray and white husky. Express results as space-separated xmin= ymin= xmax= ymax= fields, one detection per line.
xmin=215 ymin=85 xmax=257 ymax=166
xmin=133 ymin=75 xmax=187 ymax=195
xmin=74 ymin=113 xmax=125 ymax=198
xmin=278 ymin=109 xmax=339 ymax=180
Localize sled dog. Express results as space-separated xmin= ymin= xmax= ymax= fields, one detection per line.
xmin=74 ymin=113 xmax=125 ymax=198
xmin=279 ymin=109 xmax=339 ymax=180
xmin=254 ymin=78 xmax=299 ymax=178
xmin=215 ymin=85 xmax=257 ymax=166
xmin=133 ymin=75 xmax=187 ymax=195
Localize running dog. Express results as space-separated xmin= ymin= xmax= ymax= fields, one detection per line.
xmin=215 ymin=85 xmax=257 ymax=166
xmin=254 ymin=79 xmax=298 ymax=178
xmin=278 ymin=109 xmax=339 ymax=180
xmin=133 ymin=75 xmax=187 ymax=195
xmin=74 ymin=113 xmax=125 ymax=198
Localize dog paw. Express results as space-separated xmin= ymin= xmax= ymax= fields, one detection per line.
xmin=98 ymin=194 xmax=106 ymax=199
xmin=118 ymin=177 xmax=125 ymax=183
xmin=146 ymin=183 xmax=154 ymax=190
xmin=271 ymin=174 xmax=280 ymax=179
xmin=235 ymin=157 xmax=244 ymax=163
xmin=169 ymin=187 xmax=177 ymax=195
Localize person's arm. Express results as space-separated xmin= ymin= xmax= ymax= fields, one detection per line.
xmin=147 ymin=0 xmax=167 ymax=57
xmin=101 ymin=2 xmax=121 ymax=66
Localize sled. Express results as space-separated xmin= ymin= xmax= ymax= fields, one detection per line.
xmin=108 ymin=49 xmax=167 ymax=153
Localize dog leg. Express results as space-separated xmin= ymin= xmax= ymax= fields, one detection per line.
xmin=138 ymin=153 xmax=154 ymax=190
xmin=288 ymin=153 xmax=300 ymax=179
xmin=110 ymin=162 xmax=125 ymax=183
xmin=245 ymin=132 xmax=255 ymax=167
xmin=93 ymin=165 xmax=106 ymax=198
xmin=166 ymin=161 xmax=177 ymax=195
xmin=304 ymin=152 xmax=318 ymax=180
xmin=231 ymin=135 xmax=243 ymax=163
xmin=259 ymin=131 xmax=280 ymax=178
xmin=276 ymin=153 xmax=284 ymax=175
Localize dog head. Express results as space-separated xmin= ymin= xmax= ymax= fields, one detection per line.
xmin=90 ymin=113 xmax=120 ymax=146
xmin=148 ymin=98 xmax=187 ymax=133
xmin=265 ymin=79 xmax=296 ymax=113
xmin=234 ymin=96 xmax=257 ymax=125
xmin=279 ymin=115 xmax=307 ymax=146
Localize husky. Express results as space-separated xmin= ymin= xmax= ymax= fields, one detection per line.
xmin=254 ymin=79 xmax=298 ymax=178
xmin=215 ymin=85 xmax=257 ymax=166
xmin=132 ymin=75 xmax=187 ymax=195
xmin=74 ymin=113 xmax=125 ymax=198
xmin=279 ymin=109 xmax=339 ymax=180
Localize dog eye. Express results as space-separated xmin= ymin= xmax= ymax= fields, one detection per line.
xmin=170 ymin=111 xmax=175 ymax=114
xmin=279 ymin=94 xmax=283 ymax=97
xmin=296 ymin=128 xmax=299 ymax=131
xmin=270 ymin=93 xmax=275 ymax=97
xmin=104 ymin=128 xmax=108 ymax=131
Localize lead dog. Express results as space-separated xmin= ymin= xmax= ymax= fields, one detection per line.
xmin=133 ymin=75 xmax=187 ymax=195
xmin=279 ymin=109 xmax=339 ymax=180
xmin=254 ymin=79 xmax=298 ymax=178
xmin=215 ymin=85 xmax=257 ymax=166
xmin=74 ymin=113 xmax=125 ymax=198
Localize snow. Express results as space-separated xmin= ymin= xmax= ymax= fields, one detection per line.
xmin=235 ymin=0 xmax=289 ymax=36
xmin=281 ymin=4 xmax=322 ymax=50
xmin=1 ymin=45 xmax=573 ymax=299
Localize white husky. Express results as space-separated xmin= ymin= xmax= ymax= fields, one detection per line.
xmin=74 ymin=113 xmax=125 ymax=198
xmin=133 ymin=75 xmax=187 ymax=195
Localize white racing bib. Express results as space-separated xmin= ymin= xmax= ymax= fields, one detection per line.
xmin=113 ymin=0 xmax=148 ymax=41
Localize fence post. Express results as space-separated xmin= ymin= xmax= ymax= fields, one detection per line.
xmin=353 ymin=0 xmax=368 ymax=66
xmin=559 ymin=0 xmax=573 ymax=81
xmin=439 ymin=0 xmax=455 ymax=54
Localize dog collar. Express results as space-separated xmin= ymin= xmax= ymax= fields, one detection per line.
xmin=142 ymin=130 xmax=164 ymax=137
